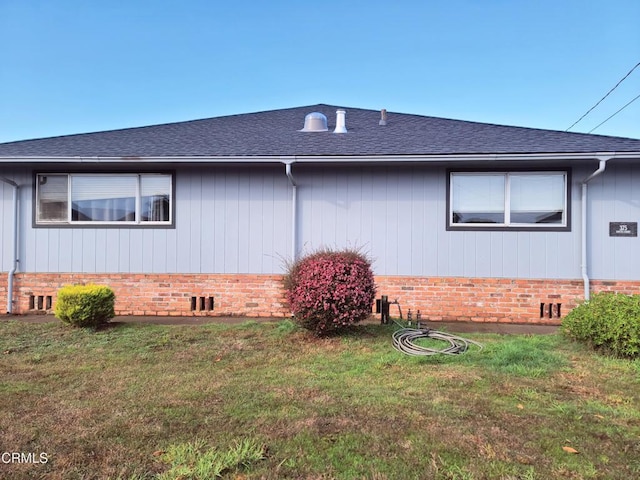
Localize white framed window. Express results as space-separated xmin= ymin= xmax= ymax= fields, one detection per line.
xmin=35 ymin=173 xmax=173 ymax=226
xmin=448 ymin=171 xmax=569 ymax=230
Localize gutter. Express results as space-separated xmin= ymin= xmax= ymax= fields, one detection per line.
xmin=581 ymin=156 xmax=613 ymax=301
xmin=0 ymin=177 xmax=19 ymax=313
xmin=1 ymin=151 xmax=639 ymax=164
xmin=283 ymin=158 xmax=298 ymax=262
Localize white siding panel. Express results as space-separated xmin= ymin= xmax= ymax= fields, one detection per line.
xmin=246 ymin=174 xmax=262 ymax=272
xmin=95 ymin=229 xmax=107 ymax=272
xmin=543 ymin=233 xmax=559 ymax=278
xmin=462 ymin=232 xmax=477 ymax=277
xmin=529 ymin=233 xmax=547 ymax=278
xmin=213 ymin=172 xmax=227 ymax=271
xmin=345 ymin=170 xmax=362 ymax=249
xmin=237 ymin=174 xmax=252 ymax=273
xmin=589 ymin=163 xmax=640 ymax=280
xmin=82 ymin=230 xmax=96 ymax=273
xmin=142 ymin=230 xmax=154 ymax=272
xmin=261 ymin=174 xmax=276 ymax=271
xmin=396 ymin=172 xmax=413 ymax=275
xmin=71 ymin=230 xmax=83 ymax=272
xmin=0 ymin=181 xmax=9 ymax=271
xmin=189 ymin=172 xmax=203 ymax=273
xmin=165 ymin=228 xmax=178 ymax=273
xmin=58 ymin=230 xmax=74 ymax=271
xmin=200 ymin=170 xmax=215 ymax=272
xmin=489 ymin=232 xmax=504 ymax=277
xmin=7 ymin=163 xmax=633 ymax=280
xmin=408 ymin=173 xmax=424 ymax=276
xmin=474 ymin=233 xmax=492 ymax=276
xmin=359 ymin=168 xmax=375 ymax=261
xmin=46 ymin=230 xmax=60 ymax=272
xmin=447 ymin=232 xmax=465 ymax=276
xmin=175 ymin=173 xmax=191 ymax=272
xmin=335 ymin=173 xmax=348 ymax=247
xmin=118 ymin=229 xmax=131 ymax=272
xmin=385 ymin=171 xmax=400 ymax=275
xmin=223 ymin=172 xmax=240 ymax=273
xmin=128 ymin=229 xmax=144 ymax=272
xmin=31 ymin=228 xmax=46 ymax=272
xmin=516 ymin=233 xmax=531 ymax=277
xmin=105 ymin=229 xmax=120 ymax=272
xmin=498 ymin=234 xmax=518 ymax=278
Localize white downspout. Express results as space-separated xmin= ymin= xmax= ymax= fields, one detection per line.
xmin=0 ymin=177 xmax=19 ymax=313
xmin=284 ymin=161 xmax=298 ymax=261
xmin=581 ymin=157 xmax=612 ymax=301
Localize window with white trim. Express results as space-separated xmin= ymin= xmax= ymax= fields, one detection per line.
xmin=448 ymin=171 xmax=568 ymax=229
xmin=36 ymin=173 xmax=173 ymax=225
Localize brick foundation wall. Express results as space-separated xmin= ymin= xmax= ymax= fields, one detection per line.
xmin=375 ymin=277 xmax=640 ymax=325
xmin=0 ymin=275 xmax=6 ymax=313
xmin=1 ymin=273 xmax=639 ymax=324
xmin=6 ymin=273 xmax=289 ymax=317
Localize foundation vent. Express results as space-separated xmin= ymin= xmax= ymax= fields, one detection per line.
xmin=191 ymin=296 xmax=215 ymax=312
xmin=29 ymin=295 xmax=53 ymax=311
xmin=540 ymin=302 xmax=562 ymax=319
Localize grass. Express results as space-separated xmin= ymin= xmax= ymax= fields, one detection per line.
xmin=0 ymin=319 xmax=638 ymax=479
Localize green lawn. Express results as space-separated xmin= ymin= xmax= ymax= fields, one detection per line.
xmin=0 ymin=319 xmax=638 ymax=479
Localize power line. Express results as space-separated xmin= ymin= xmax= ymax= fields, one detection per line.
xmin=588 ymin=92 xmax=640 ymax=134
xmin=566 ymin=61 xmax=640 ymax=131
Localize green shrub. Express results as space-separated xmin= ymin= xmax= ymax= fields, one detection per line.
xmin=562 ymin=292 xmax=640 ymax=358
xmin=55 ymin=284 xmax=115 ymax=328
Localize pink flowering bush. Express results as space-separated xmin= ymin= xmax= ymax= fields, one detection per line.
xmin=284 ymin=249 xmax=376 ymax=335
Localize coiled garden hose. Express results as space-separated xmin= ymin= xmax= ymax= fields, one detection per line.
xmin=391 ymin=321 xmax=483 ymax=356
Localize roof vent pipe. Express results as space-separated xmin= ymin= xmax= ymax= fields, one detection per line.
xmin=379 ymin=109 xmax=387 ymax=126
xmin=334 ymin=109 xmax=347 ymax=133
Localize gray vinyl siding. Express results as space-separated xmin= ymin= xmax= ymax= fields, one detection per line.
xmin=1 ymin=166 xmax=29 ymax=273
xmin=588 ymin=162 xmax=640 ymax=280
xmin=1 ymin=161 xmax=639 ymax=280
xmin=1 ymin=179 xmax=11 ymax=271
xmin=296 ymin=165 xmax=583 ymax=279
xmin=0 ymin=165 xmax=292 ymax=274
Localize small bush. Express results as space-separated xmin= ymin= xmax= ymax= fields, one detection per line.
xmin=55 ymin=284 xmax=115 ymax=328
xmin=284 ymin=248 xmax=376 ymax=335
xmin=562 ymin=292 xmax=640 ymax=358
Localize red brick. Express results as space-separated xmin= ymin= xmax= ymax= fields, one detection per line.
xmin=3 ymin=273 xmax=639 ymax=325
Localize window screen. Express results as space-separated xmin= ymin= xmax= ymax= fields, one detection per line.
xmin=449 ymin=171 xmax=568 ymax=229
xmin=35 ymin=173 xmax=173 ymax=226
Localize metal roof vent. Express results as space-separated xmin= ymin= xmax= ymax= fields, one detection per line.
xmin=333 ymin=109 xmax=347 ymax=133
xmin=379 ymin=109 xmax=388 ymax=126
xmin=300 ymin=112 xmax=328 ymax=132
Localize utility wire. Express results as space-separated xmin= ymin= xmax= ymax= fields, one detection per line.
xmin=588 ymin=92 xmax=640 ymax=134
xmin=566 ymin=61 xmax=640 ymax=131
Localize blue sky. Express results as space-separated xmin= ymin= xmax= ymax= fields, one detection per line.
xmin=0 ymin=0 xmax=638 ymax=143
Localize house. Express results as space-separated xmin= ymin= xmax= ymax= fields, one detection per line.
xmin=1 ymin=104 xmax=640 ymax=324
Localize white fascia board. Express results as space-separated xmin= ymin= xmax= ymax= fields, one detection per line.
xmin=1 ymin=152 xmax=639 ymax=163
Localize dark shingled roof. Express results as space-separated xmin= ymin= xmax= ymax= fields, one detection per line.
xmin=1 ymin=104 xmax=639 ymax=158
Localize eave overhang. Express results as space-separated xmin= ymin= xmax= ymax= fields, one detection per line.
xmin=0 ymin=151 xmax=639 ymax=164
